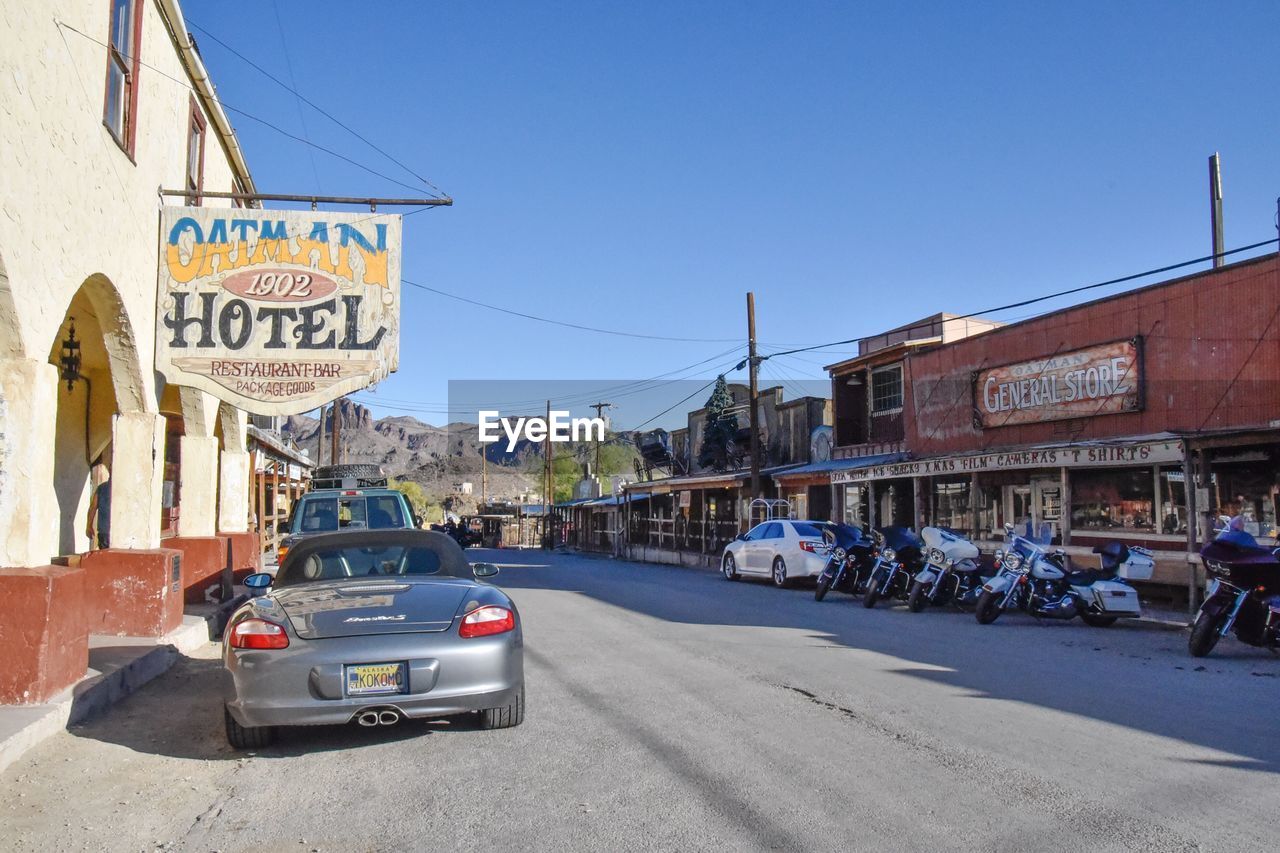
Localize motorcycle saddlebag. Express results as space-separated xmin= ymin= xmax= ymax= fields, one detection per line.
xmin=1088 ymin=580 xmax=1142 ymax=615
xmin=1117 ymin=546 xmax=1155 ymax=581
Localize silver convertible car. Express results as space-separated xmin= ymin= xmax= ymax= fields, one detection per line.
xmin=221 ymin=529 xmax=524 ymax=749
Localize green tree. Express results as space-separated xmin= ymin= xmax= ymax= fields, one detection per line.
xmin=389 ymin=479 xmax=429 ymax=525
xmin=697 ymin=376 xmax=738 ymax=472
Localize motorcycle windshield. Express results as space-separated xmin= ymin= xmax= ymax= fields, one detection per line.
xmin=879 ymin=526 xmax=924 ymax=552
xmin=823 ymin=524 xmax=864 ymax=549
xmin=1012 ymin=518 xmax=1053 ymax=546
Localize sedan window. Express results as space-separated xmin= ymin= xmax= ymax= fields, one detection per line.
xmin=761 ymin=522 xmax=783 ymax=539
xmin=791 ymin=521 xmax=830 ymax=538
xmin=744 ymin=524 xmax=768 ymax=542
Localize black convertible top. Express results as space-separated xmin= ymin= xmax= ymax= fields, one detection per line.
xmin=278 ymin=529 xmax=475 ymax=585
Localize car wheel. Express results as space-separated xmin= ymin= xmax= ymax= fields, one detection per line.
xmin=224 ymin=705 xmax=275 ymax=750
xmin=722 ymin=553 xmax=740 ymax=581
xmin=480 ymin=685 xmax=525 ymax=729
xmin=772 ymin=557 xmax=789 ymax=588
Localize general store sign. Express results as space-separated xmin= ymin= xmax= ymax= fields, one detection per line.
xmin=973 ymin=339 xmax=1142 ymax=429
xmin=155 ymin=207 xmax=401 ymax=415
xmin=830 ymin=438 xmax=1181 ymax=484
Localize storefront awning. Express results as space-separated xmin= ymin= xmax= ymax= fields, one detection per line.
xmin=834 ymin=435 xmax=1185 ymax=485
xmin=773 ymin=453 xmax=907 ymax=485
xmin=630 ymin=464 xmax=804 ymax=495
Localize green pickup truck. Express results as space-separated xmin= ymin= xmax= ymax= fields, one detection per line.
xmin=275 ymin=465 xmax=420 ymax=566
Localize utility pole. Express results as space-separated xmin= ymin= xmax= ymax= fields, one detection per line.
xmin=589 ymin=401 xmax=613 ymax=495
xmin=481 ymin=443 xmax=488 ymax=505
xmin=544 ymin=399 xmax=553 ymax=548
xmin=1209 ymin=153 xmax=1224 ymax=267
xmin=747 ymin=292 xmax=761 ymax=503
xmin=331 ymin=396 xmax=343 ymax=465
xmin=317 ymin=403 xmax=327 ymax=466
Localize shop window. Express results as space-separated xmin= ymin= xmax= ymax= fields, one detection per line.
xmin=871 ymin=365 xmax=903 ymax=414
xmin=933 ymin=480 xmax=970 ymax=532
xmin=104 ymin=0 xmax=142 ymax=155
xmin=1158 ymin=469 xmax=1188 ymax=535
xmin=843 ymin=485 xmax=865 ymax=528
xmin=185 ymin=97 xmax=206 ymax=206
xmin=1070 ymin=468 xmax=1154 ymax=532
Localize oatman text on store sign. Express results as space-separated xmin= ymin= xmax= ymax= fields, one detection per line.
xmin=155 ymin=207 xmax=402 ymax=416
xmin=975 ymin=339 xmax=1141 ymax=428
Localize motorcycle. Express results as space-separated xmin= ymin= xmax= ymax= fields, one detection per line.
xmin=814 ymin=523 xmax=879 ymax=601
xmin=975 ymin=521 xmax=1153 ymax=626
xmin=862 ymin=527 xmax=926 ymax=609
xmin=907 ymin=527 xmax=989 ymax=612
xmin=1190 ymin=527 xmax=1280 ymax=657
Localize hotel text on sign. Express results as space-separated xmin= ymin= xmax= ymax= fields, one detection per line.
xmin=155 ymin=207 xmax=402 ymax=415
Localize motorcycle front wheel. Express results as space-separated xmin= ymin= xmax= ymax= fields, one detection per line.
xmin=907 ymin=580 xmax=930 ymax=613
xmin=815 ymin=572 xmax=833 ymax=601
xmin=1188 ymin=610 xmax=1225 ymax=657
xmin=862 ymin=577 xmax=883 ymax=608
xmin=975 ymin=589 xmax=1003 ymax=625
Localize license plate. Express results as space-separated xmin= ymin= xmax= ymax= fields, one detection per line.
xmin=345 ymin=662 xmax=407 ymax=697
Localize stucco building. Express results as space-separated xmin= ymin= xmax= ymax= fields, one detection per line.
xmin=0 ymin=0 xmax=266 ymax=704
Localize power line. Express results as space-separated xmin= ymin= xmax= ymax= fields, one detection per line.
xmin=268 ymin=1 xmax=322 ymax=194
xmin=54 ymin=20 xmax=445 ymax=199
xmin=402 ymin=278 xmax=740 ymax=343
xmin=185 ymin=18 xmax=448 ymax=199
xmin=624 ymin=375 xmax=724 ymax=433
xmin=759 ymin=238 xmax=1280 ymax=362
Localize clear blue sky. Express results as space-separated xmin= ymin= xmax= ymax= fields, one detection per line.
xmin=188 ymin=0 xmax=1280 ymax=428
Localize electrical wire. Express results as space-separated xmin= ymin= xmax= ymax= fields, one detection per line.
xmin=268 ymin=1 xmax=322 ymax=194
xmin=624 ymin=375 xmax=724 ymax=433
xmin=402 ymin=278 xmax=740 ymax=343
xmin=759 ymin=238 xmax=1280 ymax=362
xmin=54 ymin=20 xmax=446 ymax=198
xmin=184 ymin=18 xmax=448 ymax=199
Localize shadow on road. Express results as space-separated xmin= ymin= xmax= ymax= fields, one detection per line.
xmin=66 ymin=654 xmax=487 ymax=761
xmin=486 ymin=549 xmax=1280 ymax=775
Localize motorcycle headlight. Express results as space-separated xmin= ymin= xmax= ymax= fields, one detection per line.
xmin=1003 ymin=550 xmax=1022 ymax=571
xmin=882 ymin=547 xmax=897 ymax=562
xmin=833 ymin=547 xmax=847 ymax=560
xmin=928 ymin=547 xmax=946 ymax=565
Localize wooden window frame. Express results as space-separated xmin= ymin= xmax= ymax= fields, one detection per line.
xmin=870 ymin=364 xmax=904 ymax=416
xmin=185 ymin=95 xmax=206 ymax=206
xmin=103 ymin=0 xmax=144 ymax=159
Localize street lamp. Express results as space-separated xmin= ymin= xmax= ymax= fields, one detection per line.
xmin=59 ymin=317 xmax=82 ymax=391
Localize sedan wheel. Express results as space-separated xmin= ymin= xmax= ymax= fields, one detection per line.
xmin=772 ymin=557 xmax=789 ymax=588
xmin=480 ymin=685 xmax=525 ymax=729
xmin=224 ymin=705 xmax=275 ymax=750
xmin=723 ymin=553 xmax=740 ymax=581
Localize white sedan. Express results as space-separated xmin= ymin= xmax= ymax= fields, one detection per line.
xmin=721 ymin=520 xmax=832 ymax=587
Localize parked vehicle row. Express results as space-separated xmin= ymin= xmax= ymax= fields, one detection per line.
xmin=724 ymin=516 xmax=1280 ymax=658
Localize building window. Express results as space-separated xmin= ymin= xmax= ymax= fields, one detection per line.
xmin=933 ymin=479 xmax=971 ymax=532
xmin=104 ymin=0 xmax=143 ymax=154
xmin=185 ymin=97 xmax=206 ymax=205
xmin=871 ymin=364 xmax=903 ymax=414
xmin=1070 ymin=468 xmax=1155 ymax=532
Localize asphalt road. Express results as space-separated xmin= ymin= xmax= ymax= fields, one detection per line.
xmin=3 ymin=549 xmax=1279 ymax=852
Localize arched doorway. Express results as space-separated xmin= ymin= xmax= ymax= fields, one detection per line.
xmin=46 ymin=274 xmax=146 ymax=555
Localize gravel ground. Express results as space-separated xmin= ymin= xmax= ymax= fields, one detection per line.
xmin=1 ymin=548 xmax=1277 ymax=852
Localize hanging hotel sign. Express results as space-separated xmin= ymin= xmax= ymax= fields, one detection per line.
xmin=830 ymin=438 xmax=1182 ymax=484
xmin=155 ymin=207 xmax=402 ymax=415
xmin=972 ymin=338 xmax=1143 ymax=429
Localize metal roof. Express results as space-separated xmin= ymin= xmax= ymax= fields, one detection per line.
xmin=772 ymin=453 xmax=907 ymax=478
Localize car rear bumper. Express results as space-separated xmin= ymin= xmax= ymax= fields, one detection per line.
xmin=797 ymin=552 xmax=830 ymax=577
xmin=224 ymin=630 xmax=523 ymax=728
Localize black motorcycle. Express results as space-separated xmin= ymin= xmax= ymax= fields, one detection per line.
xmin=1190 ymin=530 xmax=1280 ymax=657
xmin=814 ymin=523 xmax=878 ymax=601
xmin=863 ymin=527 xmax=926 ymax=609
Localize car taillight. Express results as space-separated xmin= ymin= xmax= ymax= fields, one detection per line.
xmin=277 ymin=545 xmax=289 ymax=562
xmin=799 ymin=540 xmax=823 ymax=553
xmin=228 ymin=618 xmax=289 ymax=650
xmin=458 ymin=605 xmax=515 ymax=638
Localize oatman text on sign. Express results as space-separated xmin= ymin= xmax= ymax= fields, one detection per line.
xmin=155 ymin=207 xmax=402 ymax=416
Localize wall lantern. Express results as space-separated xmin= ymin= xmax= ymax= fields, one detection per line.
xmin=59 ymin=317 xmax=82 ymax=391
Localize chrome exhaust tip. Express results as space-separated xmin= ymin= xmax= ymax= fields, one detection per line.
xmin=378 ymin=710 xmax=401 ymax=726
xmin=356 ymin=711 xmax=380 ymax=727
